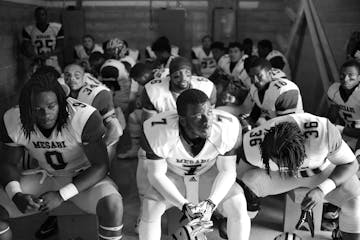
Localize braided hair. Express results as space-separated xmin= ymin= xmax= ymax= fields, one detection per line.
xmin=260 ymin=121 xmax=306 ymax=177
xmin=19 ymin=67 xmax=68 ymax=139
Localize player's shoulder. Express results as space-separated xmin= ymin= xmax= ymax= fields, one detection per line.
xmin=143 ymin=111 xmax=179 ymax=153
xmin=67 ymin=97 xmax=96 ymax=122
xmin=327 ymin=82 xmax=341 ymax=98
xmin=145 ymin=76 xmax=169 ymax=90
xmin=3 ymin=106 xmax=22 ymax=133
xmin=49 ymin=22 xmax=62 ymax=30
xmin=24 ymin=24 xmax=36 ymax=34
xmin=190 ymin=76 xmax=214 ymax=91
xmin=210 ymin=109 xmax=241 ymax=152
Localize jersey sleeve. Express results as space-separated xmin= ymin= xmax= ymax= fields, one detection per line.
xmin=0 ymin=114 xmax=14 ymax=144
xmin=209 ymin=86 xmax=217 ymax=106
xmin=275 ymin=90 xmax=299 ymax=115
xmin=81 ymin=110 xmax=106 ymax=143
xmin=140 ymin=131 xmax=162 ymax=160
xmin=22 ymin=28 xmax=31 ymax=41
xmin=326 ymin=119 xmax=356 ymax=165
xmin=91 ymin=90 xmax=114 ymax=117
xmin=56 ymin=25 xmax=64 ymax=39
xmin=141 ymin=88 xmax=156 ymax=111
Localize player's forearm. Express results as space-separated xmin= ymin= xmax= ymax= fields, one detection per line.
xmin=72 ymin=162 xmax=108 ymax=193
xmin=208 ymin=155 xmax=237 ymax=206
xmin=104 ymin=117 xmax=123 ymax=146
xmin=0 ymin=164 xmax=21 ymax=187
xmin=326 ymin=160 xmax=358 ymax=187
xmin=146 ymin=160 xmax=188 ymax=209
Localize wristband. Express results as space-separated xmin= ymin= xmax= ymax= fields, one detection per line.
xmin=5 ymin=181 xmax=22 ymax=200
xmin=59 ymin=183 xmax=79 ymax=201
xmin=317 ymin=178 xmax=336 ymax=195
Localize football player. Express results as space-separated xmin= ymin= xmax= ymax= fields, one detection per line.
xmin=191 ymin=35 xmax=217 ymax=78
xmin=64 ymin=63 xmax=123 ymax=151
xmin=240 ymin=113 xmax=360 ymax=240
xmin=74 ymin=34 xmax=104 ymax=71
xmin=0 ymin=69 xmax=123 ymax=240
xmin=22 ymin=7 xmax=63 ymax=74
xmin=257 ymin=39 xmax=291 ymax=80
xmin=327 ymin=60 xmax=360 ymax=162
xmin=139 ymin=89 xmax=250 ymax=240
xmin=135 ymin=57 xmax=217 ymax=231
xmin=246 ymin=57 xmax=303 ymax=126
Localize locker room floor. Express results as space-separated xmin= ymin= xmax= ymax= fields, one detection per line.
xmin=10 ymin=157 xmax=332 ymax=240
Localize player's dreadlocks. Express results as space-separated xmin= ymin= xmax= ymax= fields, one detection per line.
xmin=19 ymin=67 xmax=68 ymax=139
xmin=260 ymin=121 xmax=306 ymax=177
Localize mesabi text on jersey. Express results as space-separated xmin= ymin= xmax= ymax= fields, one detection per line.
xmin=32 ymin=141 xmax=67 ymax=149
xmin=176 ymin=159 xmax=210 ymax=164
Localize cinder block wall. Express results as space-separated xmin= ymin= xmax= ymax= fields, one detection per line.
xmin=83 ymin=5 xmax=209 ymax=59
xmin=0 ymin=2 xmax=61 ymax=115
xmin=0 ymin=1 xmax=33 ymax=115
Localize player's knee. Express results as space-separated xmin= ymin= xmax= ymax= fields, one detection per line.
xmin=339 ymin=196 xmax=360 ymax=233
xmin=222 ymin=194 xmax=248 ymax=219
xmin=97 ymin=194 xmax=123 ymax=222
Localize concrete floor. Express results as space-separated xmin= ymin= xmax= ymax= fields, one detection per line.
xmin=10 ymin=157 xmax=333 ymax=240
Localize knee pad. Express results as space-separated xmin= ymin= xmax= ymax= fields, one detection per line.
xmin=339 ymin=196 xmax=360 ymax=233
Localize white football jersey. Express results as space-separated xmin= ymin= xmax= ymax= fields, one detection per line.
xmin=243 ymin=113 xmax=344 ymax=171
xmin=74 ymin=44 xmax=103 ymax=61
xmin=249 ymin=78 xmax=303 ymax=118
xmin=4 ymin=98 xmax=96 ymax=176
xmin=218 ymin=54 xmax=251 ymax=89
xmin=146 ymin=45 xmax=179 ymax=60
xmin=327 ymin=82 xmax=360 ymax=128
xmin=192 ymin=46 xmax=216 ymax=78
xmin=266 ymin=50 xmax=292 ymax=80
xmin=144 ymin=75 xmax=215 ymax=112
xmin=143 ymin=110 xmax=240 ymax=176
xmin=24 ymin=22 xmax=63 ymax=55
xmin=77 ymin=74 xmax=111 ymax=107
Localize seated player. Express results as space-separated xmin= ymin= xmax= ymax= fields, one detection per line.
xmin=139 ymin=89 xmax=250 ymax=240
xmin=191 ymin=35 xmax=216 ymax=78
xmin=64 ymin=63 xmax=123 ymax=151
xmin=257 ymin=39 xmax=291 ymax=80
xmin=240 ymin=112 xmax=360 ymax=240
xmin=246 ymin=57 xmax=303 ymax=126
xmin=0 ymin=69 xmax=123 ymax=240
xmin=74 ymin=34 xmax=104 ymax=71
xmin=328 ymin=60 xmax=360 ymax=165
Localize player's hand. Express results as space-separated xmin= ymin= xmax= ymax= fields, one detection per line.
xmin=301 ymin=188 xmax=325 ymax=211
xmin=187 ymin=218 xmax=213 ymax=236
xmin=12 ymin=192 xmax=42 ymax=213
xmin=182 ymin=203 xmax=203 ymax=220
xmin=39 ymin=191 xmax=64 ymax=212
xmin=197 ymin=199 xmax=216 ymax=221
